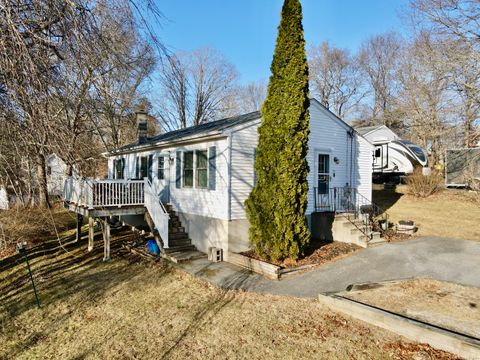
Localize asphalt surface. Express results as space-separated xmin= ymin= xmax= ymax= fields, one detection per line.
xmin=180 ymin=237 xmax=480 ymax=298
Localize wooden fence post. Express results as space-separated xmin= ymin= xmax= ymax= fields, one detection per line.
xmin=88 ymin=217 xmax=95 ymax=252
xmin=76 ymin=214 xmax=84 ymax=242
xmin=103 ymin=218 xmax=111 ymax=261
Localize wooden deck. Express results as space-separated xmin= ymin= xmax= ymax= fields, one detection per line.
xmin=63 ymin=177 xmax=171 ymax=259
xmin=64 ymin=202 xmax=146 ymax=217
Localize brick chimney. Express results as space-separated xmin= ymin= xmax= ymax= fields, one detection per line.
xmin=136 ymin=106 xmax=148 ymax=144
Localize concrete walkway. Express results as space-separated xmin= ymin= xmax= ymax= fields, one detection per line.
xmin=180 ymin=237 xmax=480 ymax=298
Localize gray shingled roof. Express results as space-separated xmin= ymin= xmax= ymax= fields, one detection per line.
xmin=354 ymin=125 xmax=383 ymax=136
xmin=112 ymin=110 xmax=261 ymax=154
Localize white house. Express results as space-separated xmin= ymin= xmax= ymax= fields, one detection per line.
xmin=355 ymin=124 xmax=428 ymax=178
xmin=355 ymin=124 xmax=399 ymax=144
xmin=0 ymin=186 xmax=8 ymax=210
xmin=46 ymin=153 xmax=70 ymax=196
xmin=63 ymin=99 xmax=375 ymax=261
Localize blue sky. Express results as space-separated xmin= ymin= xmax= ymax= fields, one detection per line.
xmin=155 ymin=0 xmax=409 ymax=84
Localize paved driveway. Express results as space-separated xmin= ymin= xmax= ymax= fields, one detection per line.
xmin=180 ymin=237 xmax=480 ymax=298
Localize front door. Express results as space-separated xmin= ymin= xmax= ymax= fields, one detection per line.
xmin=316 ymin=154 xmax=331 ymax=211
xmin=156 ymin=153 xmax=170 ymax=203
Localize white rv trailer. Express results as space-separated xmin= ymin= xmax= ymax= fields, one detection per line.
xmin=355 ymin=125 xmax=429 ymax=181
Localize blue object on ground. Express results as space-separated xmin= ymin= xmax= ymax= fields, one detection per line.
xmin=147 ymin=239 xmax=160 ymax=255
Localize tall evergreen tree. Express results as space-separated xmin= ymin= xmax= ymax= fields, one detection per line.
xmin=245 ymin=0 xmax=310 ymax=261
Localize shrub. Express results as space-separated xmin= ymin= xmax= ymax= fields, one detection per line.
xmin=245 ymin=0 xmax=310 ymax=262
xmin=405 ymin=168 xmax=444 ymax=198
xmin=0 ymin=204 xmax=75 ymax=258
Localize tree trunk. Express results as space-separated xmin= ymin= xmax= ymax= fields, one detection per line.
xmin=36 ymin=153 xmax=50 ymax=208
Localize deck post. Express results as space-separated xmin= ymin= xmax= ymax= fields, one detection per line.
xmin=76 ymin=214 xmax=84 ymax=242
xmin=102 ymin=218 xmax=111 ymax=261
xmin=88 ymin=217 xmax=95 ymax=252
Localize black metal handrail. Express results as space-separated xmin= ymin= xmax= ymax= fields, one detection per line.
xmin=314 ymin=187 xmax=389 ymax=239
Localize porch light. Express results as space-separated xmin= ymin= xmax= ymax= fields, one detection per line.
xmin=334 ymin=157 xmax=340 ymax=164
xmin=168 ymin=151 xmax=175 ymax=164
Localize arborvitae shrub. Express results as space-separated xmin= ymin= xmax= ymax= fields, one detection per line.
xmin=245 ymin=0 xmax=311 ymax=262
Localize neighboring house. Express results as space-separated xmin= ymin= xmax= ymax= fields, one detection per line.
xmin=0 ymin=187 xmax=8 ymax=210
xmin=355 ymin=125 xmax=399 ymax=144
xmin=46 ymin=153 xmax=69 ymax=196
xmin=64 ymin=99 xmax=375 ymax=261
xmin=355 ymin=124 xmax=428 ymax=178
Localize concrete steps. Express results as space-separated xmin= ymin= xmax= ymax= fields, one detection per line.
xmin=162 ymin=249 xmax=206 ymax=263
xmin=333 ymin=215 xmax=386 ymax=248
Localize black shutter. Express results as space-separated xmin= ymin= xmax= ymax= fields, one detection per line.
xmin=176 ymin=151 xmax=181 ymax=188
xmin=148 ymin=154 xmax=153 ymax=182
xmin=135 ymin=157 xmax=140 ymax=179
xmin=208 ymin=146 xmax=216 ymax=190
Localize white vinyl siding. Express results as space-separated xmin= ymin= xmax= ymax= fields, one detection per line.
xmin=228 ymin=103 xmax=372 ymax=218
xmin=229 ymin=121 xmax=260 ymax=220
xmin=305 ymin=102 xmax=373 ymax=213
xmin=109 ymin=138 xmax=229 ymax=220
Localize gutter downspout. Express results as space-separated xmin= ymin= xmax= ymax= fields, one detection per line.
xmin=227 ymin=134 xmax=233 ymax=221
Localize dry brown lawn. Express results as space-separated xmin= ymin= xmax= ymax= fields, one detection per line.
xmin=0 ymin=228 xmax=458 ymax=359
xmin=343 ymin=278 xmax=480 ymax=339
xmin=373 ymin=185 xmax=480 ymax=241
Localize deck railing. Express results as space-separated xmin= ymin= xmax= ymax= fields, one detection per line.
xmin=144 ymin=178 xmax=170 ymax=248
xmin=64 ymin=177 xmax=145 ymax=209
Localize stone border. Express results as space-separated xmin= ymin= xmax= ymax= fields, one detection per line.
xmin=318 ymin=293 xmax=480 ymax=359
xmin=227 ymin=252 xmax=280 ymax=280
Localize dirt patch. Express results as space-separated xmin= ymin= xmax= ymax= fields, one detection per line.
xmin=241 ymin=241 xmax=361 ymax=269
xmin=344 ymin=278 xmax=480 ymax=339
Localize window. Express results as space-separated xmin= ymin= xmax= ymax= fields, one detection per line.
xmin=196 ymin=150 xmax=208 ymax=188
xmin=317 ymin=154 xmax=330 ymax=195
xmin=136 ymin=156 xmax=148 ymax=179
xmin=158 ymin=156 xmax=165 ymax=180
xmin=183 ymin=151 xmax=194 ymax=187
xmin=375 ymin=148 xmax=381 ymax=158
xmin=114 ymin=159 xmax=124 ymax=179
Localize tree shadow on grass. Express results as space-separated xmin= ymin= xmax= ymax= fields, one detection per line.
xmin=1 ymin=230 xmax=174 ymax=359
xmin=372 ymin=187 xmax=403 ymax=213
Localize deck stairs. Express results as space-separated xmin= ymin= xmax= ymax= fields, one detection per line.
xmin=156 ymin=204 xmax=206 ymax=263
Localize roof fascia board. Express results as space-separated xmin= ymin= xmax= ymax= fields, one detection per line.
xmin=107 ymin=133 xmax=228 ymax=156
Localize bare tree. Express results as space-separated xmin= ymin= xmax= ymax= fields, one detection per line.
xmin=157 ymin=47 xmax=238 ymax=129
xmin=396 ymin=32 xmax=450 ymax=165
xmin=308 ymin=42 xmax=364 ymax=118
xmin=0 ymin=0 xmax=163 ymax=207
xmin=358 ymin=32 xmax=403 ymax=127
xmin=409 ymin=0 xmax=480 ymax=147
xmin=157 ymin=54 xmax=189 ymax=130
xmin=232 ymin=80 xmax=267 ymax=114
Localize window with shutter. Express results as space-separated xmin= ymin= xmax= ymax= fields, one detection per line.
xmin=158 ymin=156 xmax=165 ymax=180
xmin=183 ymin=151 xmax=194 ymax=187
xmin=196 ymin=150 xmax=208 ymax=188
